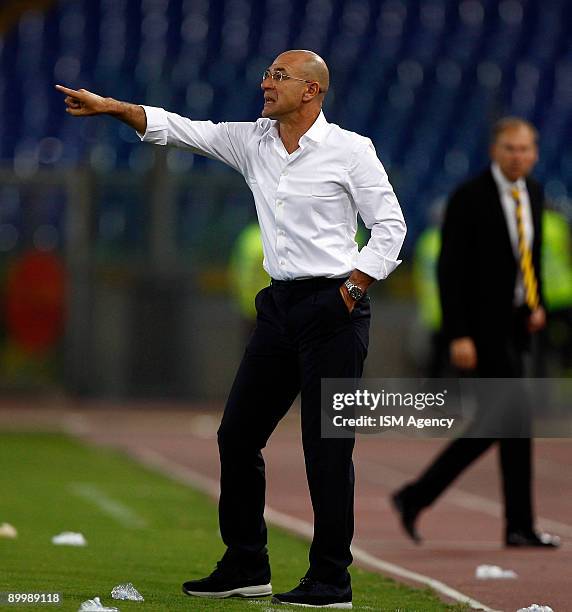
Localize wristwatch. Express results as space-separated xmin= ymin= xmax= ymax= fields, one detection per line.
xmin=344 ymin=279 xmax=365 ymax=301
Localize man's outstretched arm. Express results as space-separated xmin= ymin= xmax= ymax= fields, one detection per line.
xmin=55 ymin=85 xmax=147 ymax=134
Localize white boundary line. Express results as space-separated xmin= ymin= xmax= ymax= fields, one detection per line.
xmin=131 ymin=448 xmax=499 ymax=612
xmin=69 ymin=482 xmax=148 ymax=529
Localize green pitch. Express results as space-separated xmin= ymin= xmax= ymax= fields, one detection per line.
xmin=0 ymin=433 xmax=467 ymax=611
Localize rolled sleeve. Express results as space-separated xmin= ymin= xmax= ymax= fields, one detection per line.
xmin=137 ymin=106 xmax=169 ymax=144
xmin=356 ymin=246 xmax=402 ymax=280
xmin=349 ymin=140 xmax=407 ymax=280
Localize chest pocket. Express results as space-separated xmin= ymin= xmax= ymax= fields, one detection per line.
xmin=311 ymin=181 xmax=350 ymax=225
xmin=312 ymin=179 xmax=346 ymax=196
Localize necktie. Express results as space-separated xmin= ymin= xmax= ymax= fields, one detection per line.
xmin=511 ymin=187 xmax=539 ymax=310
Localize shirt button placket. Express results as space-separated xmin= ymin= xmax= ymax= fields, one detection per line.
xmin=276 ymin=198 xmax=285 ymax=272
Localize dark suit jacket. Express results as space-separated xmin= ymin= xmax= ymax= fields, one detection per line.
xmin=438 ymin=168 xmax=544 ymax=347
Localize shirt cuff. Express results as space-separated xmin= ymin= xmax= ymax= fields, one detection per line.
xmin=356 ymin=246 xmax=402 ymax=280
xmin=137 ymin=105 xmax=169 ymax=144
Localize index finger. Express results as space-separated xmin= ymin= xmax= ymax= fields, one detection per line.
xmin=55 ymin=84 xmax=81 ymax=96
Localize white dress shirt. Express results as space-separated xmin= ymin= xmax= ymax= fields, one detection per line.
xmin=491 ymin=162 xmax=534 ymax=306
xmin=138 ymin=107 xmax=406 ymax=281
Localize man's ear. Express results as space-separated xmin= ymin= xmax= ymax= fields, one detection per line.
xmin=303 ymin=82 xmax=321 ymax=102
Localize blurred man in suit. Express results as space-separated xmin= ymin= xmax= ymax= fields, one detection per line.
xmin=391 ymin=117 xmax=560 ymax=548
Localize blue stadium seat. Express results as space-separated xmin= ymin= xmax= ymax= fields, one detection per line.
xmin=0 ymin=0 xmax=571 ymax=247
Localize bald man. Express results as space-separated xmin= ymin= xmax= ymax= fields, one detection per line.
xmin=57 ymin=50 xmax=406 ymax=608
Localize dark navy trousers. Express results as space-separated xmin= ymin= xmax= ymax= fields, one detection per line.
xmin=217 ymin=277 xmax=370 ymax=584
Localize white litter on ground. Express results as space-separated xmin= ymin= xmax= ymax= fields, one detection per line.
xmin=111 ymin=583 xmax=144 ymax=601
xmin=51 ymin=532 xmax=87 ymax=546
xmin=78 ymin=596 xmax=119 ymax=611
xmin=516 ymin=605 xmax=554 ymax=612
xmin=0 ymin=523 xmax=17 ymax=538
xmin=475 ymin=564 xmax=518 ymax=579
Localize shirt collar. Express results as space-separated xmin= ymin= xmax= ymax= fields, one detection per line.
xmin=264 ymin=110 xmax=329 ymax=144
xmin=300 ymin=110 xmax=329 ymax=143
xmin=491 ymin=162 xmax=527 ymax=193
xmin=267 ymin=121 xmax=280 ymax=141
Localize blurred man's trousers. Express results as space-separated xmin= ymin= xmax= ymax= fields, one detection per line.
xmin=217 ymin=278 xmax=370 ymax=584
xmin=405 ymin=320 xmax=534 ymax=532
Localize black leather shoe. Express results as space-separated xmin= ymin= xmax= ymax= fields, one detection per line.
xmin=182 ymin=560 xmax=272 ymax=598
xmin=272 ymin=577 xmax=352 ymax=609
xmin=506 ymin=529 xmax=561 ymax=548
xmin=391 ymin=487 xmax=422 ymax=544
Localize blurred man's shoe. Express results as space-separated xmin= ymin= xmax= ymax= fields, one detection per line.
xmin=272 ymin=577 xmax=352 ymax=609
xmin=391 ymin=487 xmax=422 ymax=544
xmin=182 ymin=559 xmax=271 ymax=598
xmin=506 ymin=529 xmax=561 ymax=548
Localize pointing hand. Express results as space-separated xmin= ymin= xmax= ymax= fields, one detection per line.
xmin=55 ymin=84 xmax=111 ymax=116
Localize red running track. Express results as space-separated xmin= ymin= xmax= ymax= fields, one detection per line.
xmin=1 ymin=402 xmax=570 ymax=611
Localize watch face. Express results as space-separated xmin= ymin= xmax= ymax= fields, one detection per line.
xmin=349 ymin=286 xmax=363 ymax=300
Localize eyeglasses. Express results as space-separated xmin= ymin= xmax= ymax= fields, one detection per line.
xmin=262 ymin=69 xmax=322 ymax=92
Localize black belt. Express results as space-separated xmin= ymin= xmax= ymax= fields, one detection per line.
xmin=270 ymin=277 xmax=347 ymax=289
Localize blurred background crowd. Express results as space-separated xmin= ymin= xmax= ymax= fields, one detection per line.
xmin=1 ymin=0 xmax=572 ymax=400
